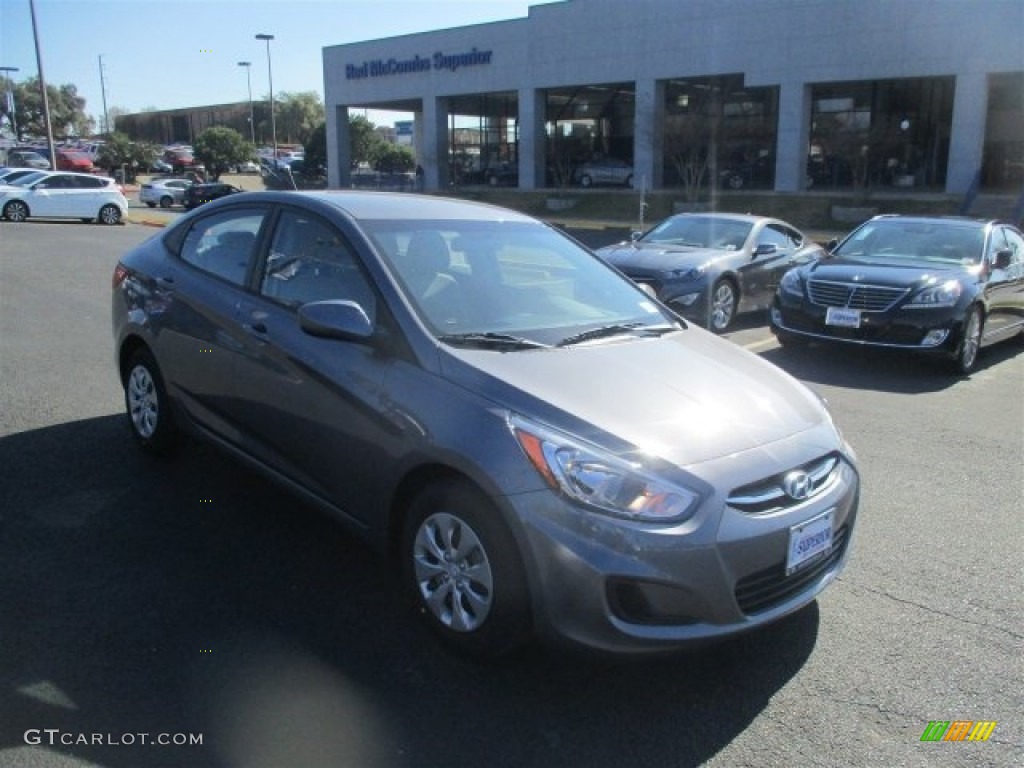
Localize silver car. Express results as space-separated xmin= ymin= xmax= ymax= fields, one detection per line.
xmin=139 ymin=177 xmax=193 ymax=208
xmin=112 ymin=191 xmax=859 ymax=656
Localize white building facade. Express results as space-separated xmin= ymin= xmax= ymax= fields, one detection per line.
xmin=323 ymin=0 xmax=1024 ymax=195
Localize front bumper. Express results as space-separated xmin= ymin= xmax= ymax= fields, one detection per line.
xmin=503 ymin=424 xmax=860 ymax=653
xmin=771 ymin=292 xmax=965 ymax=354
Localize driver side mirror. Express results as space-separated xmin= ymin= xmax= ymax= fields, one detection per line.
xmin=993 ymin=249 xmax=1012 ymax=270
xmin=753 ymin=243 xmax=778 ymax=258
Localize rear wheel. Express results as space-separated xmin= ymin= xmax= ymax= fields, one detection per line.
xmin=401 ymin=480 xmax=531 ymax=657
xmin=124 ymin=348 xmax=179 ymax=455
xmin=99 ymin=204 xmax=122 ymax=225
xmin=146 ymin=202 xmax=157 ymax=208
xmin=3 ymin=200 xmax=29 ymax=222
xmin=159 ymin=196 xmax=173 ymax=208
xmin=952 ymin=306 xmax=983 ymax=374
xmin=580 ymin=174 xmax=593 ymax=188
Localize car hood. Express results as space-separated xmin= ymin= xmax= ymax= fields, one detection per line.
xmin=440 ymin=328 xmax=827 ymax=468
xmin=804 ymin=255 xmax=981 ymax=287
xmin=598 ymin=242 xmax=724 ymax=274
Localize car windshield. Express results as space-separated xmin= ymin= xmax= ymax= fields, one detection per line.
xmin=641 ymin=216 xmax=752 ymax=251
xmin=364 ymin=219 xmax=676 ymax=345
xmin=834 ymin=220 xmax=984 ymax=265
xmin=8 ymin=172 xmax=48 ymax=187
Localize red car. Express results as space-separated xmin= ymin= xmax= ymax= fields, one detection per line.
xmin=56 ymin=149 xmax=97 ymax=173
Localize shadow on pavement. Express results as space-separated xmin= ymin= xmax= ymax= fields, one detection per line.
xmin=0 ymin=414 xmax=821 ymax=768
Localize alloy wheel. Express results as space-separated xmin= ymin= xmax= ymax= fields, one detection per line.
xmin=127 ymin=364 xmax=160 ymax=439
xmin=710 ymin=280 xmax=737 ymax=332
xmin=4 ymin=201 xmax=28 ymax=222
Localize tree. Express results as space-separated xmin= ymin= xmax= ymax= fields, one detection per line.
xmin=371 ymin=143 xmax=415 ymax=173
xmin=304 ymin=122 xmax=326 ymax=175
xmin=664 ymin=82 xmax=725 ymax=203
xmin=275 ymin=91 xmax=324 ymax=146
xmin=9 ymin=77 xmax=93 ymax=140
xmin=193 ymin=126 xmax=253 ymax=180
xmin=349 ymin=113 xmax=383 ymax=168
xmin=96 ymin=132 xmax=158 ymax=183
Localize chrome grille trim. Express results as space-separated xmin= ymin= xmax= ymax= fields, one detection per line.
xmin=728 ymin=455 xmax=840 ymax=514
xmin=808 ymin=279 xmax=909 ymax=312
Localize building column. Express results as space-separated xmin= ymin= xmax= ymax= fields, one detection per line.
xmin=947 ymin=73 xmax=988 ymax=195
xmin=633 ymin=79 xmax=663 ymax=192
xmin=518 ymin=88 xmax=545 ymax=189
xmin=776 ymin=81 xmax=811 ymax=192
xmin=420 ymin=96 xmax=450 ymax=190
xmin=327 ymin=105 xmax=350 ymax=189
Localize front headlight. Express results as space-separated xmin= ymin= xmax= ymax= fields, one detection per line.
xmin=905 ymin=279 xmax=962 ymax=308
xmin=779 ymin=268 xmax=803 ymax=293
xmin=508 ymin=414 xmax=700 ymax=523
xmin=665 ymin=265 xmax=705 ymax=281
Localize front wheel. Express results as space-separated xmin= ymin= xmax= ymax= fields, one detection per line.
xmin=708 ymin=279 xmax=738 ymax=333
xmin=952 ymin=306 xmax=983 ymax=374
xmin=3 ymin=200 xmax=29 ymax=222
xmin=401 ymin=480 xmax=531 ymax=657
xmin=579 ymin=174 xmax=593 ymax=188
xmin=159 ymin=196 xmax=173 ymax=209
xmin=124 ymin=348 xmax=179 ymax=455
xmin=99 ymin=204 xmax=122 ymax=225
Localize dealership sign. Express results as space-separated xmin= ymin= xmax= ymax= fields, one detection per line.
xmin=346 ymin=48 xmax=493 ymax=80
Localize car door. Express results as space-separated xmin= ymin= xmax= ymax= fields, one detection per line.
xmin=982 ymin=226 xmax=1024 ymax=340
xmin=152 ymin=205 xmax=270 ymax=441
xmin=27 ymin=173 xmax=76 ymax=216
xmin=231 ymin=207 xmax=401 ymax=523
xmin=740 ymin=222 xmax=797 ymax=310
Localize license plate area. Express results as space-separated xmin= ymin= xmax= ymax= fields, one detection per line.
xmin=786 ymin=509 xmax=834 ymax=575
xmin=826 ymin=307 xmax=861 ymax=328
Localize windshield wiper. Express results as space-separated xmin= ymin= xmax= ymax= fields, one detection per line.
xmin=438 ymin=332 xmax=550 ymax=350
xmin=556 ymin=323 xmax=676 ymax=347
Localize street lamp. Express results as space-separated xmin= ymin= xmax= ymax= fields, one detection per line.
xmin=0 ymin=66 xmax=19 ymax=139
xmin=237 ymin=61 xmax=255 ymax=146
xmin=254 ymin=33 xmax=277 ymax=163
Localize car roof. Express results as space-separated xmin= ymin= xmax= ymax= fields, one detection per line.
xmin=867 ymin=214 xmax=996 ymax=230
xmin=298 ymin=190 xmax=540 ymax=222
xmin=667 ymin=212 xmax=773 ymax=225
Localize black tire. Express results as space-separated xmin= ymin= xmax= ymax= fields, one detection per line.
xmin=580 ymin=174 xmax=593 ymax=188
xmin=951 ymin=306 xmax=983 ymax=375
xmin=401 ymin=480 xmax=531 ymax=657
xmin=3 ymin=200 xmax=29 ymax=222
xmin=146 ymin=202 xmax=157 ymax=208
xmin=159 ymin=196 xmax=173 ymax=209
xmin=123 ymin=348 xmax=179 ymax=456
xmin=708 ymin=278 xmax=738 ymax=333
xmin=99 ymin=204 xmax=122 ymax=226
xmin=624 ymin=174 xmax=633 ymax=188
xmin=727 ymin=174 xmax=744 ymax=190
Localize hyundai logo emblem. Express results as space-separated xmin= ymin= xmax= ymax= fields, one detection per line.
xmin=782 ymin=470 xmax=812 ymax=500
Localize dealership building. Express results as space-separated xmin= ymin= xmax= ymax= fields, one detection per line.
xmin=323 ymin=0 xmax=1023 ymax=196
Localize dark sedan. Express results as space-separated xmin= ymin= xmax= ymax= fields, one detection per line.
xmin=183 ymin=182 xmax=243 ymax=209
xmin=771 ymin=215 xmax=1024 ymax=373
xmin=597 ymin=213 xmax=824 ymax=332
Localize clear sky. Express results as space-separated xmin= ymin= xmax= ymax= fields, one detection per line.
xmin=1 ymin=0 xmax=563 ymax=128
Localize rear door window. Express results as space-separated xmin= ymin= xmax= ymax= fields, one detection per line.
xmin=178 ymin=208 xmax=267 ymax=287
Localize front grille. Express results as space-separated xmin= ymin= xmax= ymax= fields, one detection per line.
xmin=735 ymin=525 xmax=848 ymax=614
xmin=808 ymin=280 xmax=908 ymax=312
xmin=727 ymin=454 xmax=840 ymax=515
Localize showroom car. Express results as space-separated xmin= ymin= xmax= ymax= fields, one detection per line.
xmin=771 ymin=215 xmax=1024 ymax=373
xmin=573 ymin=157 xmax=633 ymax=187
xmin=597 ymin=213 xmax=825 ymax=332
xmin=112 ymin=190 xmax=859 ymax=656
xmin=0 ymin=170 xmax=127 ymax=224
xmin=182 ymin=182 xmax=243 ymax=209
xmin=139 ymin=178 xmax=193 ymax=208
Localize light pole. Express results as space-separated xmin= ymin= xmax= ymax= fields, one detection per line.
xmin=254 ymin=34 xmax=277 ymax=163
xmin=0 ymin=66 xmax=19 ymax=140
xmin=237 ymin=61 xmax=255 ymax=146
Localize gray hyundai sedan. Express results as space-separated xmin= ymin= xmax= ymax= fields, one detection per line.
xmin=112 ymin=191 xmax=859 ymax=656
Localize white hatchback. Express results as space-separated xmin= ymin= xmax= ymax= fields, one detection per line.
xmin=0 ymin=170 xmax=128 ymax=225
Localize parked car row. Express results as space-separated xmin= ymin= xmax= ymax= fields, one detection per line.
xmin=597 ymin=211 xmax=1024 ymax=374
